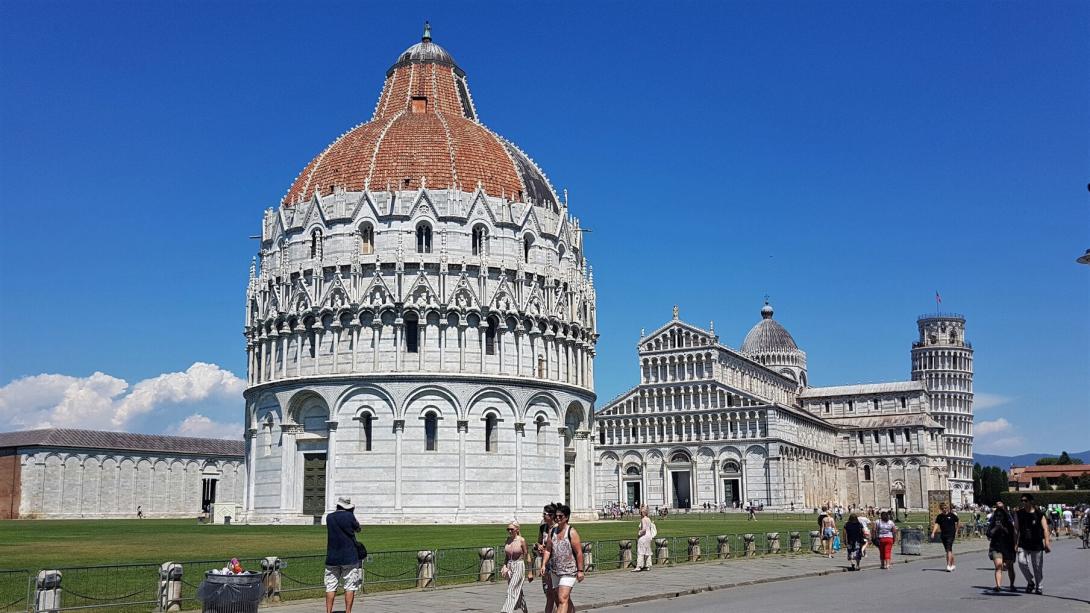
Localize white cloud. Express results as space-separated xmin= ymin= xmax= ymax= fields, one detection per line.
xmin=975 ymin=436 xmax=1027 ymax=455
xmin=975 ymin=418 xmax=1012 ymax=436
xmin=974 ymin=393 xmax=1013 ymax=410
xmin=0 ymin=363 xmax=244 ymax=437
xmin=173 ymin=414 xmax=241 ymax=440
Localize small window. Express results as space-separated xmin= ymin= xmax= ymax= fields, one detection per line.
xmin=900 ymin=396 xmax=906 ymax=409
xmin=310 ymin=229 xmax=323 ymax=259
xmin=472 ymin=225 xmax=488 ymax=256
xmin=485 ymin=414 xmax=498 ymax=453
xmin=857 ymin=431 xmax=864 ymax=444
xmin=598 ymin=428 xmax=605 ymax=445
xmin=411 ymin=95 xmax=427 ymax=114
xmin=872 ymin=399 xmax=879 ymax=411
xmin=873 ymin=431 xmax=880 ymax=444
xmin=536 ymin=416 xmax=547 ymax=451
xmin=537 ymin=355 xmax=545 ymax=378
xmin=824 ymin=401 xmax=830 ymax=413
xmin=485 ymin=317 xmax=497 ymax=356
xmin=523 ymin=234 xmax=534 ymax=262
xmin=863 ymin=465 xmax=872 ymax=481
xmin=405 ymin=314 xmax=419 ymax=353
xmin=425 ymin=413 xmax=438 ymax=451
xmin=903 ymin=428 xmax=911 ymax=443
xmin=848 ymin=400 xmax=854 ymax=412
xmin=416 ymin=224 xmax=433 ymax=254
xmin=359 ymin=224 xmax=374 ymax=255
xmin=888 ymin=430 xmax=896 ymax=443
xmin=361 ymin=414 xmax=373 ymax=451
xmin=630 ymin=426 xmax=638 ymax=439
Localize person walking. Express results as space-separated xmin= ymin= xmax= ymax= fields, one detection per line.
xmin=844 ymin=514 xmax=865 ymax=571
xmin=500 ymin=522 xmax=531 ymax=613
xmin=633 ymin=505 xmax=654 ymax=571
xmin=324 ymin=497 xmax=362 ymax=613
xmin=931 ymin=502 xmax=960 ymax=571
xmin=875 ymin=510 xmax=897 ymax=569
xmin=536 ymin=503 xmax=558 ymax=613
xmin=820 ymin=509 xmax=838 ymax=558
xmin=857 ymin=513 xmax=872 ymax=560
xmin=1015 ymin=493 xmax=1051 ymax=595
xmin=540 ymin=504 xmax=585 ymax=613
xmin=986 ymin=500 xmax=1018 ymax=593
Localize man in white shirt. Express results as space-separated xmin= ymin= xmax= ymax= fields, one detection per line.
xmin=1062 ymin=507 xmax=1074 ymax=536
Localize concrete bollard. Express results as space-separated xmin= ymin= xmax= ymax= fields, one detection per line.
xmin=35 ymin=570 xmax=62 ymax=613
xmin=619 ymin=540 xmax=633 ymax=569
xmin=687 ymin=537 xmax=701 ymax=562
xmin=810 ymin=530 xmax=822 ymax=553
xmin=767 ymin=532 xmax=781 ymax=554
xmin=158 ymin=562 xmax=183 ymax=612
xmin=260 ymin=557 xmax=283 ymax=603
xmin=743 ymin=534 xmax=756 ymax=557
xmin=716 ymin=535 xmax=731 ymax=559
xmin=654 ymin=538 xmax=670 ymax=565
xmin=789 ymin=531 xmax=801 ymax=553
xmin=478 ymin=547 xmax=496 ymax=582
xmin=582 ymin=542 xmax=594 ymax=572
xmin=416 ymin=551 xmax=435 ymax=588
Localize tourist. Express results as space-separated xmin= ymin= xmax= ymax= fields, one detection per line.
xmin=136 ymin=505 xmax=143 ymax=519
xmin=931 ymin=502 xmax=960 ymax=571
xmin=820 ymin=508 xmax=837 ymax=558
xmin=1062 ymin=506 xmax=1074 ymax=536
xmin=537 ymin=503 xmax=558 ymax=613
xmin=500 ymin=522 xmax=531 ymax=613
xmin=324 ymin=497 xmax=362 ymax=613
xmin=634 ymin=505 xmax=654 ymax=572
xmin=1015 ymin=493 xmax=1051 ymax=595
xmin=857 ymin=512 xmax=872 ymax=560
xmin=844 ymin=514 xmax=865 ymax=570
xmin=986 ymin=500 xmax=1018 ymax=593
xmin=875 ymin=510 xmax=897 ymax=569
xmin=540 ymin=504 xmax=585 ymax=613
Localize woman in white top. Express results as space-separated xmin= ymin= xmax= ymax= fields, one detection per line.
xmin=634 ymin=505 xmax=654 ymax=571
xmin=875 ymin=510 xmax=898 ymax=569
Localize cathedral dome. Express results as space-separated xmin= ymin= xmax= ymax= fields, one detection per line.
xmin=281 ymin=24 xmax=559 ymax=209
xmin=740 ymin=302 xmax=800 ymax=354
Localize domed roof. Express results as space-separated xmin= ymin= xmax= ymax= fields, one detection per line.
xmin=740 ymin=302 xmax=801 ymax=354
xmin=282 ymin=24 xmax=559 ymax=209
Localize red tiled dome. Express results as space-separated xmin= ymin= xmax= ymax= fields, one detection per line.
xmin=282 ymin=26 xmax=558 ymax=209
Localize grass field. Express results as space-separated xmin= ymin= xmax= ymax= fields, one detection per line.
xmin=0 ymin=512 xmax=938 ymax=569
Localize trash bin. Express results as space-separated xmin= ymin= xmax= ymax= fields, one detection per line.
xmin=197 ymin=572 xmax=264 ymax=613
xmin=900 ymin=528 xmax=923 ymax=556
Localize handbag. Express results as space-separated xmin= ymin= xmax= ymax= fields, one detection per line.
xmin=354 ymin=538 xmax=368 ymax=562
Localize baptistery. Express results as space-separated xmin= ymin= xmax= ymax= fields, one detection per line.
xmin=242 ymin=26 xmax=597 ymax=524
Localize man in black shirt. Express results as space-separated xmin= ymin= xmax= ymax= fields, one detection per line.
xmin=930 ymin=502 xmax=960 ymax=571
xmin=1015 ymin=493 xmax=1051 ymax=595
xmin=325 ymin=497 xmax=362 ymax=613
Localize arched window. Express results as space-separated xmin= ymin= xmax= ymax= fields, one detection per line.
xmin=472 ymin=225 xmax=488 ymax=256
xmin=361 ymin=413 xmax=373 ymax=451
xmin=310 ymin=229 xmax=323 ymax=259
xmin=863 ymin=465 xmax=872 ymax=481
xmin=536 ymin=415 xmax=547 ymax=451
xmin=485 ymin=414 xmax=498 ymax=453
xmin=404 ymin=313 xmax=419 ymax=354
xmin=888 ymin=430 xmax=896 ymax=443
xmin=485 ymin=317 xmax=498 ymax=356
xmin=523 ymin=234 xmax=534 ymax=262
xmin=598 ymin=427 xmax=605 ymax=445
xmin=670 ymin=451 xmax=691 ymax=463
xmin=537 ymin=355 xmax=546 ymax=378
xmin=625 ymin=465 xmax=641 ymax=476
xmin=424 ymin=412 xmax=438 ymax=451
xmin=950 ymin=330 xmax=958 ymax=343
xmin=359 ymin=223 xmax=374 ymax=255
xmin=873 ymin=399 xmax=880 ymax=411
xmin=416 ymin=223 xmax=432 ymax=254
xmin=278 ymin=239 xmax=287 ymax=270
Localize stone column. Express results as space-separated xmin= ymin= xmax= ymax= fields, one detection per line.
xmin=324 ymin=421 xmax=338 ymax=513
xmin=393 ymin=419 xmax=404 ymax=510
xmin=245 ymin=428 xmax=257 ymax=512
xmin=280 ymin=424 xmax=301 ymax=513
xmin=330 ymin=322 xmax=341 ymax=374
xmin=350 ymin=323 xmax=360 ymax=373
xmin=458 ymin=420 xmax=468 ymax=510
xmin=514 ymin=422 xmax=524 ymax=511
xmin=438 ymin=322 xmax=447 ymax=371
xmin=371 ymin=322 xmax=382 ymax=371
xmin=393 ymin=318 xmax=403 ymax=371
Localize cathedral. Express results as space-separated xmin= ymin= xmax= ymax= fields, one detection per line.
xmin=242 ymin=26 xmax=597 ymax=524
xmin=593 ymin=305 xmax=974 ymax=511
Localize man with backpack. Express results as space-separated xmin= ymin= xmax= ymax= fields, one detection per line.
xmin=325 ymin=497 xmax=363 ymax=613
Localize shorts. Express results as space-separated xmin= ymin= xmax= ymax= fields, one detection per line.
xmin=941 ymin=536 xmax=955 ymax=552
xmin=550 ymin=572 xmax=577 ymax=588
xmin=988 ymin=547 xmax=1014 ymax=563
xmin=822 ymin=527 xmax=835 ymax=539
xmin=324 ymin=564 xmax=362 ymax=592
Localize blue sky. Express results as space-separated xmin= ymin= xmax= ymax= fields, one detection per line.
xmin=0 ymin=1 xmax=1086 ymax=453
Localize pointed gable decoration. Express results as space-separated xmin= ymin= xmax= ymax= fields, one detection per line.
xmin=320 ymin=274 xmax=352 ymax=311
xmin=450 ymin=272 xmax=480 ymax=311
xmin=360 ymin=270 xmax=395 ymax=309
xmin=404 ymin=270 xmax=440 ymax=310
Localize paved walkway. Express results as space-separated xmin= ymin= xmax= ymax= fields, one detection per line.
xmin=270 ymin=539 xmax=992 ymax=613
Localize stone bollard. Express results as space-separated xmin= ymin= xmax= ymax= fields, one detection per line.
xmin=35 ymin=570 xmax=62 ymax=613
xmin=767 ymin=532 xmax=781 ymax=554
xmin=810 ymin=530 xmax=822 ymax=553
xmin=654 ymin=538 xmax=670 ymax=565
xmin=619 ymin=540 xmax=633 ymax=569
xmin=416 ymin=551 xmax=435 ymax=588
xmin=789 ymin=531 xmax=801 ymax=553
xmin=743 ymin=533 xmax=756 ymax=557
xmin=478 ymin=547 xmax=496 ymax=582
xmin=260 ymin=557 xmax=283 ymax=603
xmin=582 ymin=542 xmax=594 ymax=572
xmin=716 ymin=535 xmax=731 ymax=559
xmin=158 ymin=562 xmax=183 ymax=612
xmin=687 ymin=537 xmax=702 ymax=562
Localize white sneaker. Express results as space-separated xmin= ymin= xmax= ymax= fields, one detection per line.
xmin=945 ymin=565 xmax=952 ymax=572
xmin=951 ymin=565 xmax=956 ymax=572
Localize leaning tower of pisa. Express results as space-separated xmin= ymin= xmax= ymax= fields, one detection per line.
xmin=911 ymin=314 xmax=974 ymax=506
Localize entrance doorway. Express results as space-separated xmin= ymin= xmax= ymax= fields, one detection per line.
xmin=303 ymin=454 xmax=327 ymax=518
xmin=625 ymin=482 xmax=642 ymax=508
xmin=671 ymin=471 xmax=691 ymax=509
xmin=894 ymin=492 xmax=906 ymax=510
xmin=722 ymin=479 xmax=740 ymax=507
xmin=201 ymin=478 xmax=217 ymax=513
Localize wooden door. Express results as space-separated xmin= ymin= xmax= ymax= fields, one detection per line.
xmin=303 ymin=454 xmax=327 ymax=517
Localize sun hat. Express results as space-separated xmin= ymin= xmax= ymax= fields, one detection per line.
xmin=336 ymin=496 xmax=355 ymax=510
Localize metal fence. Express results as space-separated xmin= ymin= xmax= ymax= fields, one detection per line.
xmin=4 ymin=526 xmax=975 ymax=612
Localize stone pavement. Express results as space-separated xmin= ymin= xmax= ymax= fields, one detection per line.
xmin=269 ymin=539 xmax=992 ymax=613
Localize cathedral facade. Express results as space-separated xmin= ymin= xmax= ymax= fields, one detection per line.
xmin=594 ymin=304 xmax=971 ymax=512
xmin=242 ymin=27 xmax=597 ymax=524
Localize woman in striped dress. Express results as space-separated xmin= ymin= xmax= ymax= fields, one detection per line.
xmin=500 ymin=522 xmax=531 ymax=613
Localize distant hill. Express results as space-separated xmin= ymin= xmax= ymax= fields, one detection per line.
xmin=974 ymin=450 xmax=1090 ymax=469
